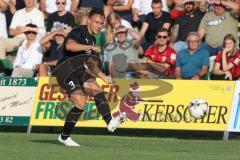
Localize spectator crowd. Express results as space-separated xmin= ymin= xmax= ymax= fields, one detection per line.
xmin=0 ymin=0 xmax=239 ymax=80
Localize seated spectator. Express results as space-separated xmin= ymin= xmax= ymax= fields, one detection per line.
xmin=171 ymin=0 xmax=206 ymax=53
xmin=139 ymin=0 xmax=172 ymax=55
xmin=11 ymin=23 xmax=43 ymax=77
xmin=212 ymin=34 xmax=240 ymax=80
xmin=39 ymin=0 xmax=72 ymax=19
xmin=0 ymin=0 xmax=45 ymax=59
xmin=198 ymin=0 xmax=238 ymax=56
xmin=0 ymin=0 xmax=8 ymax=39
xmin=105 ymin=11 xmax=133 ymax=43
xmin=175 ymin=32 xmax=209 ymax=79
xmin=132 ymin=0 xmax=152 ymax=24
xmin=46 ymin=0 xmax=75 ymax=32
xmin=104 ymin=25 xmax=140 ymax=78
xmin=71 ymin=0 xmax=104 ymax=24
xmin=38 ymin=29 xmax=66 ymax=77
xmin=107 ymin=0 xmax=134 ymax=25
xmin=139 ymin=28 xmax=176 ymax=78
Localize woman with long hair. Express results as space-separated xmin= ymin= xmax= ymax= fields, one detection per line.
xmin=105 ymin=11 xmax=133 ymax=43
xmin=212 ymin=34 xmax=240 ymax=80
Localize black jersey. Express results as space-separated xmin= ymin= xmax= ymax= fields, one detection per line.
xmin=62 ymin=25 xmax=96 ymax=60
xmin=54 ymin=25 xmax=102 ymax=79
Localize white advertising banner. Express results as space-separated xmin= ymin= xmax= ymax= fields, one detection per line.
xmin=0 ymin=77 xmax=38 ymax=126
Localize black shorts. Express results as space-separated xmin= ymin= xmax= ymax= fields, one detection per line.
xmin=52 ymin=60 xmax=95 ymax=96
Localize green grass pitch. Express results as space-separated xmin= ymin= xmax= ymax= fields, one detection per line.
xmin=0 ymin=132 xmax=240 ymax=160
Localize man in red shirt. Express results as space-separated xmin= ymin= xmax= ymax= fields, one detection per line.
xmin=140 ymin=28 xmax=177 ymax=78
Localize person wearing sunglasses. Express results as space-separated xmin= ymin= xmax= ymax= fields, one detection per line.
xmin=138 ymin=0 xmax=172 ymax=56
xmin=39 ymin=0 xmax=72 ymax=19
xmin=46 ymin=0 xmax=75 ymax=33
xmin=139 ymin=27 xmax=176 ymax=79
xmin=11 ymin=23 xmax=44 ymax=77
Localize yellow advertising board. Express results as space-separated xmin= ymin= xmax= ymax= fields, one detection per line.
xmin=30 ymin=77 xmax=235 ymax=131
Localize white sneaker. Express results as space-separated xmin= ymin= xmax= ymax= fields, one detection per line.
xmin=58 ymin=134 xmax=80 ymax=147
xmin=108 ymin=112 xmax=126 ymax=132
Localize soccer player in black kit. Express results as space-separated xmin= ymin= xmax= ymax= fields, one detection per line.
xmin=53 ymin=9 xmax=125 ymax=147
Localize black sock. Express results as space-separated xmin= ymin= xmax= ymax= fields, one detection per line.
xmin=94 ymin=92 xmax=112 ymax=125
xmin=61 ymin=106 xmax=83 ymax=140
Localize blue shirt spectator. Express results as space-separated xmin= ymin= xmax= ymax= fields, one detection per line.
xmin=176 ymin=32 xmax=209 ymax=80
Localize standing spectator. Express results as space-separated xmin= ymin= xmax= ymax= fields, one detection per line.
xmin=0 ymin=0 xmax=8 ymax=39
xmin=39 ymin=0 xmax=72 ymax=19
xmin=46 ymin=0 xmax=75 ymax=32
xmin=0 ymin=0 xmax=45 ymax=59
xmin=140 ymin=28 xmax=176 ymax=78
xmin=104 ymin=25 xmax=140 ymax=78
xmin=132 ymin=0 xmax=152 ymax=24
xmin=11 ymin=23 xmax=43 ymax=77
xmin=139 ymin=0 xmax=172 ymax=54
xmin=171 ymin=0 xmax=206 ymax=53
xmin=198 ymin=0 xmax=238 ymax=56
xmin=175 ymin=32 xmax=209 ymax=80
xmin=212 ymin=34 xmax=240 ymax=80
xmin=71 ymin=0 xmax=104 ymax=24
xmin=38 ymin=29 xmax=67 ymax=77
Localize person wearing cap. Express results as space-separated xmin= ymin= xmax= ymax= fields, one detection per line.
xmin=198 ymin=0 xmax=238 ymax=57
xmin=11 ymin=23 xmax=44 ymax=77
xmin=37 ymin=28 xmax=67 ymax=76
xmin=171 ymin=0 xmax=206 ymax=53
xmin=104 ymin=25 xmax=140 ymax=78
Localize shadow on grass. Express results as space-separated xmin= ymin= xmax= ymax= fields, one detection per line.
xmin=0 ymin=126 xmax=236 ymax=140
xmin=30 ymin=140 xmax=60 ymax=145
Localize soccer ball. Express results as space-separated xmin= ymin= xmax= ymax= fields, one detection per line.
xmin=188 ymin=98 xmax=209 ymax=119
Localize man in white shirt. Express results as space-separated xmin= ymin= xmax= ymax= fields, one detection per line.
xmin=0 ymin=0 xmax=45 ymax=59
